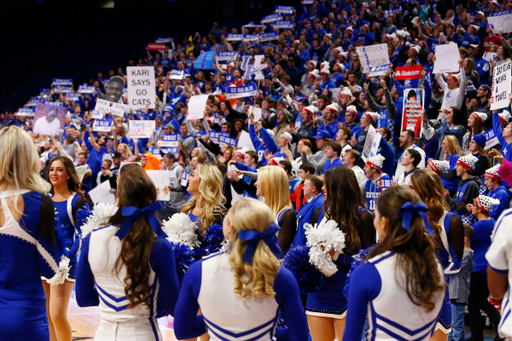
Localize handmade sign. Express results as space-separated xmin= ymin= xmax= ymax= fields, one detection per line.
xmin=127 ymin=66 xmax=156 ymax=109
xmin=491 ymin=60 xmax=512 ymax=110
xmin=128 ymin=120 xmax=156 ymax=138
xmin=356 ymin=44 xmax=389 ymax=74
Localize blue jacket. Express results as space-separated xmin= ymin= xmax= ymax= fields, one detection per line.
xmin=487 ymin=185 xmax=511 ymax=220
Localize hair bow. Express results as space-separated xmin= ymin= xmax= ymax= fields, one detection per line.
xmin=238 ymin=222 xmax=281 ymax=264
xmin=398 ymin=201 xmax=434 ymax=236
xmin=115 ymin=201 xmax=165 ymax=240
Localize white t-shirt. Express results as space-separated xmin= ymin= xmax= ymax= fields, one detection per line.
xmin=486 ymin=209 xmax=512 ymax=340
xmin=33 ymin=116 xmax=61 ymax=136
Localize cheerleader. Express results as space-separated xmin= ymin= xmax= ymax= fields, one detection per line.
xmin=307 ymin=166 xmax=374 ymax=341
xmin=0 ymin=126 xmax=59 ymax=340
xmin=343 ymin=186 xmax=445 ymax=341
xmin=410 ymin=170 xmax=464 ymax=341
xmin=75 ymin=164 xmax=180 ymax=340
xmin=181 ymin=163 xmax=226 ymax=260
xmin=173 ymin=198 xmax=308 ymax=341
xmin=44 ymin=156 xmax=93 ymax=341
xmin=255 ymin=166 xmax=297 ymax=256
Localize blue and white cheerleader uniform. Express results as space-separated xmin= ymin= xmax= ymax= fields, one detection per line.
xmin=306 ymin=207 xmax=367 ymax=319
xmin=0 ymin=190 xmax=59 ymax=340
xmin=75 ymin=203 xmax=180 ymax=341
xmin=173 ymin=246 xmax=308 ymax=340
xmin=52 ymin=192 xmax=83 ymax=280
xmin=343 ymin=251 xmax=445 ymax=340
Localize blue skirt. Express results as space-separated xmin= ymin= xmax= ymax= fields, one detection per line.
xmin=306 ymin=256 xmax=351 ymax=315
xmin=0 ymin=288 xmax=49 ymax=341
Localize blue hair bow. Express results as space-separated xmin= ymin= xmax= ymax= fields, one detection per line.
xmin=398 ymin=201 xmax=434 ymax=236
xmin=115 ymin=201 xmax=166 ymax=240
xmin=238 ymin=222 xmax=281 ymax=264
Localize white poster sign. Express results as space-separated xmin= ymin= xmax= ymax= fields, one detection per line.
xmin=96 ymin=99 xmax=126 ymax=117
xmin=89 ymin=180 xmax=116 ymax=206
xmin=488 ymin=10 xmax=512 ymax=34
xmin=361 ymin=125 xmax=378 ymax=163
xmin=249 ymin=106 xmax=263 ymax=121
xmin=433 ymin=44 xmax=460 ymax=74
xmin=127 ymin=66 xmax=156 ymax=109
xmin=237 ymin=130 xmax=256 ymax=151
xmin=128 ymin=120 xmax=156 ymax=138
xmin=146 ymin=170 xmax=171 ymax=201
xmin=187 ymin=95 xmax=208 ymax=120
xmin=491 ymin=60 xmax=512 ymax=110
xmin=356 ymin=44 xmax=390 ymax=74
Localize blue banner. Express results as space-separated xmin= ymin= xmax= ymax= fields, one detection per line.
xmin=169 ymin=70 xmax=184 ymax=80
xmin=78 ymin=85 xmax=95 ymax=93
xmin=227 ymin=34 xmax=243 ymax=41
xmin=262 ymin=14 xmax=282 ymax=23
xmin=16 ymin=107 xmax=35 ymax=117
xmin=156 ymin=37 xmax=172 ymax=43
xmin=276 ymin=5 xmax=294 ymax=14
xmin=273 ymin=20 xmax=294 ymax=29
xmin=243 ymin=34 xmax=259 ymax=42
xmin=219 ymin=134 xmax=237 ymax=147
xmin=53 ymin=85 xmax=72 ymax=93
xmin=52 ymin=78 xmax=73 ymax=85
xmin=226 ymin=83 xmax=258 ymax=99
xmin=93 ymin=119 xmax=113 ymax=132
xmin=216 ymin=51 xmax=238 ymax=61
xmin=260 ymin=32 xmax=279 ymax=42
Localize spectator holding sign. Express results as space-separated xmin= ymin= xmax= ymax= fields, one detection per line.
xmin=435 ymin=58 xmax=466 ymax=113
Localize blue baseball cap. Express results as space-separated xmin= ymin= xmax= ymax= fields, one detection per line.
xmin=313 ymin=130 xmax=331 ymax=139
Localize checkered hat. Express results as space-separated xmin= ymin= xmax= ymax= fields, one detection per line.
xmin=428 ymin=160 xmax=450 ymax=174
xmin=366 ymin=154 xmax=385 ymax=171
xmin=485 ymin=165 xmax=502 ymax=181
xmin=475 ymin=195 xmax=500 ymax=214
xmin=457 ymin=154 xmax=479 ymax=172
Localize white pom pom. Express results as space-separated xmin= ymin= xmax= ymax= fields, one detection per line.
xmin=46 ymin=256 xmax=70 ymax=286
xmin=305 ymin=220 xmax=346 ymax=277
xmin=81 ymin=203 xmax=118 ymax=239
xmin=162 ymin=213 xmax=200 ymax=249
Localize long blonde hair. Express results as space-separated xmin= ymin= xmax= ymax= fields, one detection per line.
xmin=257 ymin=166 xmax=292 ymax=216
xmin=181 ymin=163 xmax=226 ymax=235
xmin=443 ymin=135 xmax=463 ymax=159
xmin=119 ymin=143 xmax=133 ymax=158
xmin=0 ymin=126 xmax=51 ymax=194
xmin=227 ymin=198 xmax=280 ymax=299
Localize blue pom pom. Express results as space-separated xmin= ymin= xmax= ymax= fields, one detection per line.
xmin=171 ymin=242 xmax=196 ymax=284
xmin=204 ymin=223 xmax=225 ymax=255
xmin=343 ymin=246 xmax=375 ymax=298
xmin=283 ymin=245 xmax=325 ymax=294
xmin=76 ymin=202 xmax=93 ymax=228
xmin=54 ymin=215 xmax=72 ymax=258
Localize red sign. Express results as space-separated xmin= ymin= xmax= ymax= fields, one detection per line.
xmin=147 ymin=43 xmax=166 ymax=50
xmin=394 ymin=65 xmax=422 ymax=80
